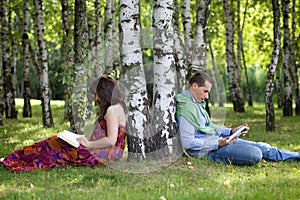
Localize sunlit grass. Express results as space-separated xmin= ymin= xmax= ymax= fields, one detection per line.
xmin=1 ymin=100 xmax=300 ymax=199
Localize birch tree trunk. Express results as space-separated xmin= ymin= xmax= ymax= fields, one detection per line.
xmin=275 ymin=65 xmax=283 ymax=108
xmin=181 ymin=0 xmax=192 ymax=62
xmin=153 ymin=0 xmax=180 ymax=157
xmin=290 ymin=0 xmax=300 ymax=115
xmin=174 ymin=0 xmax=188 ymax=92
xmin=104 ymin=0 xmax=114 ymax=74
xmin=8 ymin=11 xmax=18 ymax=99
xmin=73 ymin=0 xmax=88 ymax=134
xmin=281 ymin=0 xmax=292 ymax=117
xmin=34 ymin=0 xmax=54 ymax=127
xmin=119 ymin=0 xmax=151 ymax=159
xmin=61 ymin=0 xmax=75 ymax=129
xmin=265 ymin=0 xmax=280 ymax=132
xmin=22 ymin=0 xmax=32 ymax=117
xmin=208 ymin=36 xmax=224 ymax=107
xmin=223 ymin=0 xmax=245 ymax=112
xmin=94 ymin=0 xmax=102 ymax=76
xmin=240 ymin=0 xmax=252 ymax=107
xmin=0 ymin=49 xmax=3 ymax=125
xmin=111 ymin=0 xmax=119 ymax=72
xmin=190 ymin=0 xmax=211 ymax=73
xmin=1 ymin=0 xmax=17 ymax=119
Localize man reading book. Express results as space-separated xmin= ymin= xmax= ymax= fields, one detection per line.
xmin=176 ymin=71 xmax=300 ymax=165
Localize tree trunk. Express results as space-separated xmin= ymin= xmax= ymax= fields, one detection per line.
xmin=1 ymin=0 xmax=17 ymax=119
xmin=73 ymin=0 xmax=88 ymax=134
xmin=61 ymin=0 xmax=75 ymax=128
xmin=174 ymin=0 xmax=187 ymax=92
xmin=22 ymin=0 xmax=32 ymax=118
xmin=208 ymin=36 xmax=224 ymax=107
xmin=34 ymin=0 xmax=54 ymax=127
xmin=181 ymin=0 xmax=192 ymax=63
xmin=290 ymin=0 xmax=300 ymax=115
xmin=275 ymin=64 xmax=283 ymax=108
xmin=104 ymin=0 xmax=114 ymax=74
xmin=119 ymin=0 xmax=151 ymax=160
xmin=190 ymin=0 xmax=211 ymax=73
xmin=94 ymin=0 xmax=102 ymax=76
xmin=223 ymin=0 xmax=245 ymax=112
xmin=153 ymin=0 xmax=180 ymax=158
xmin=265 ymin=0 xmax=280 ymax=132
xmin=8 ymin=11 xmax=18 ymax=99
xmin=111 ymin=0 xmax=119 ymax=72
xmin=282 ymin=0 xmax=292 ymax=117
xmin=240 ymin=0 xmax=252 ymax=106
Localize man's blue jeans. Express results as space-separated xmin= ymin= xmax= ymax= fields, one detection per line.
xmin=208 ymin=139 xmax=300 ymax=165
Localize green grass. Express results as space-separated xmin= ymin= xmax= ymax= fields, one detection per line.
xmin=1 ymin=100 xmax=300 ymax=199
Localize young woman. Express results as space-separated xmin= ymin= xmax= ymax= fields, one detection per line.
xmin=1 ymin=75 xmax=126 ymax=172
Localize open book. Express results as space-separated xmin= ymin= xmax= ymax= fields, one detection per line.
xmin=57 ymin=130 xmax=84 ymax=148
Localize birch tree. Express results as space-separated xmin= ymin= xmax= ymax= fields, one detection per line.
xmin=190 ymin=0 xmax=211 ymax=73
xmin=223 ymin=0 xmax=245 ymax=112
xmin=104 ymin=0 xmax=114 ymax=74
xmin=275 ymin=65 xmax=283 ymax=108
xmin=153 ymin=0 xmax=179 ymax=157
xmin=238 ymin=0 xmax=252 ymax=106
xmin=174 ymin=0 xmax=188 ymax=92
xmin=34 ymin=0 xmax=54 ymax=127
xmin=73 ymin=0 xmax=88 ymax=134
xmin=1 ymin=0 xmax=18 ymax=119
xmin=94 ymin=0 xmax=102 ymax=76
xmin=265 ymin=0 xmax=280 ymax=132
xmin=61 ymin=0 xmax=74 ymax=127
xmin=181 ymin=0 xmax=192 ymax=62
xmin=22 ymin=0 xmax=31 ymax=117
xmin=281 ymin=0 xmax=292 ymax=116
xmin=290 ymin=0 xmax=299 ymax=115
xmin=119 ymin=0 xmax=151 ymax=159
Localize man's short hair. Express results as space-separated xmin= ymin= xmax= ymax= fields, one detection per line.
xmin=189 ymin=71 xmax=212 ymax=87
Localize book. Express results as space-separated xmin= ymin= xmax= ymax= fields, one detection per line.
xmin=226 ymin=125 xmax=248 ymax=143
xmin=57 ymin=130 xmax=84 ymax=148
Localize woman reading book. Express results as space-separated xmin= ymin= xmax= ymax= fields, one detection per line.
xmin=1 ymin=75 xmax=126 ymax=172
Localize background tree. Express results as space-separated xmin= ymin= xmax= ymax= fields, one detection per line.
xmin=290 ymin=0 xmax=300 ymax=115
xmin=222 ymin=0 xmax=245 ymax=112
xmin=72 ymin=0 xmax=88 ymax=134
xmin=265 ymin=0 xmax=280 ymax=132
xmin=22 ymin=0 xmax=31 ymax=118
xmin=34 ymin=0 xmax=54 ymax=127
xmin=1 ymin=0 xmax=18 ymax=119
xmin=61 ymin=0 xmax=74 ymax=127
xmin=282 ymin=0 xmax=293 ymax=117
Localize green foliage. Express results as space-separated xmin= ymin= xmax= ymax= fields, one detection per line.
xmin=1 ymin=100 xmax=300 ymax=199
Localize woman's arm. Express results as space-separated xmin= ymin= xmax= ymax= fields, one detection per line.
xmin=77 ymin=106 xmax=119 ymax=148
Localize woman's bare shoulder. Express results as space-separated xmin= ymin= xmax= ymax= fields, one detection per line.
xmin=106 ymin=104 xmax=126 ymax=125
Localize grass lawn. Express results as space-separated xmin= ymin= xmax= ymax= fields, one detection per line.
xmin=1 ymin=99 xmax=300 ymax=200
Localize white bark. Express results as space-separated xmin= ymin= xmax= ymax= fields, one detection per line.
xmin=1 ymin=0 xmax=17 ymax=119
xmin=153 ymin=0 xmax=178 ymax=155
xmin=34 ymin=0 xmax=54 ymax=127
xmin=265 ymin=0 xmax=280 ymax=132
xmin=119 ymin=0 xmax=150 ymax=159
xmin=22 ymin=0 xmax=32 ymax=117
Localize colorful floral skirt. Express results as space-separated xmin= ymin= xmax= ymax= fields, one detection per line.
xmin=2 ymin=135 xmax=124 ymax=173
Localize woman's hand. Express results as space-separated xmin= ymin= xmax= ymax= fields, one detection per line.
xmin=77 ymin=136 xmax=90 ymax=147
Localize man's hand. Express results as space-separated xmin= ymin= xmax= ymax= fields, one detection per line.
xmin=218 ymin=137 xmax=236 ymax=147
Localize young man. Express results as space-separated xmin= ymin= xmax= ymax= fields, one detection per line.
xmin=176 ymin=71 xmax=300 ymax=165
